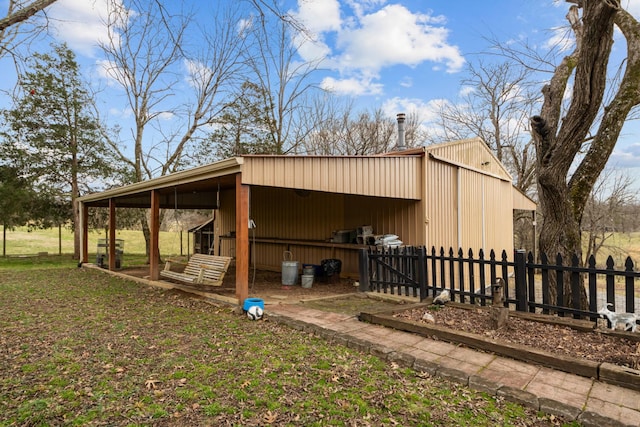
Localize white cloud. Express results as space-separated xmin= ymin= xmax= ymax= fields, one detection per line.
xmin=291 ymin=1 xmax=464 ymax=96
xmin=108 ymin=107 xmax=132 ymax=119
xmin=381 ymin=96 xmax=449 ymax=123
xmin=321 ymin=76 xmax=383 ymax=96
xmin=47 ymin=0 xmax=124 ymax=57
xmin=335 ymin=4 xmax=464 ymax=74
xmin=381 ymin=96 xmax=455 ymax=142
xmin=95 ymin=58 xmax=123 ymax=87
xmin=459 ymin=86 xmax=475 ymax=97
xmin=293 ymin=0 xmax=341 ymax=33
xmin=290 ymin=0 xmax=341 ymax=63
xmin=610 ymin=143 xmax=640 ymax=168
xmin=184 ymin=59 xmax=213 ymax=88
xmin=399 ymin=76 xmax=413 ymax=88
xmin=609 ymin=152 xmax=639 ymax=169
xmin=157 ymin=111 xmax=175 ymax=121
xmin=543 ymin=26 xmax=574 ymax=53
xmin=344 ymin=0 xmax=388 ymax=18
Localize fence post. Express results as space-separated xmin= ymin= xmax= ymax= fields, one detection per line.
xmin=418 ymin=246 xmax=427 ymax=300
xmin=625 ymin=257 xmax=635 ymax=313
xmin=514 ymin=249 xmax=527 ymax=312
xmin=358 ymin=248 xmax=370 ymax=292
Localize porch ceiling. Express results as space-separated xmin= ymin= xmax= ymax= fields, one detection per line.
xmin=82 ymin=174 xmax=238 ymax=209
xmin=78 ymin=158 xmax=242 ymax=209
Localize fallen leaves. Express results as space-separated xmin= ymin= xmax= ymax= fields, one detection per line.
xmin=396 ymin=305 xmax=639 ymax=368
xmin=263 ymin=410 xmax=278 ymax=424
xmin=0 ymin=267 xmax=574 ymax=426
xmin=144 ymin=379 xmax=161 ymax=390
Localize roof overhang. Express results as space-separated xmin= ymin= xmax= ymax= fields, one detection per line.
xmin=78 ymin=158 xmax=243 ymax=209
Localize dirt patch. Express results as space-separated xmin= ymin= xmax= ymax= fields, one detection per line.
xmin=120 ymin=266 xmax=359 ymax=300
xmin=209 ymin=268 xmax=358 ymax=300
xmin=301 ymin=294 xmax=410 ymax=316
xmin=394 ymin=304 xmax=640 ymax=370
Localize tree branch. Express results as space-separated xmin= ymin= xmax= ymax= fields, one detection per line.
xmin=0 ymin=0 xmax=57 ymax=32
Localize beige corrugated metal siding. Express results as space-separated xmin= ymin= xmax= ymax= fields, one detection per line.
xmin=425 ymin=138 xmax=512 ymax=181
xmin=423 ymin=140 xmax=514 ymax=255
xmin=214 ymin=142 xmax=514 ymax=278
xmin=423 ymin=144 xmax=515 ymax=290
xmin=215 ymin=186 xmax=422 ymax=276
xmin=241 ymin=156 xmax=422 ymax=199
xmin=459 ymin=169 xmax=484 ymax=251
xmin=424 ymin=159 xmax=458 ymax=251
xmin=513 ymin=187 xmax=537 ymax=211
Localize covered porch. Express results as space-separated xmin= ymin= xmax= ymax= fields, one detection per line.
xmin=77 ymin=154 xmax=424 ymax=307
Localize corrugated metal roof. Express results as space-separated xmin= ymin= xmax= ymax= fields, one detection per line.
xmin=77 ymin=158 xmax=243 ymax=208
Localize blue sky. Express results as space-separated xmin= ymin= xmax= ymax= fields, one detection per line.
xmin=2 ymin=0 xmax=640 ymax=182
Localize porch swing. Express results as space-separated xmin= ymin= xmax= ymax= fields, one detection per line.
xmin=159 ymin=183 xmax=232 ymax=287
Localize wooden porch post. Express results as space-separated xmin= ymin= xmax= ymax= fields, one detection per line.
xmin=108 ymin=199 xmax=116 ymax=270
xmin=80 ymin=202 xmax=88 ymax=264
xmin=150 ymin=189 xmax=160 ymax=281
xmin=235 ymin=173 xmax=249 ymax=305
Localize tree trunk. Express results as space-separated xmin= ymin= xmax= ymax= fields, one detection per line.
xmin=140 ymin=210 xmax=162 ymax=264
xmin=72 ymin=197 xmax=80 ymax=260
xmin=531 ymin=0 xmax=620 ymax=310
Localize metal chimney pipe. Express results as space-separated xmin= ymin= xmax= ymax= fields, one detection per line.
xmin=396 ymin=113 xmax=406 ymax=151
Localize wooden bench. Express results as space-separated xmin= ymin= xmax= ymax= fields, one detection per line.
xmin=160 ymin=253 xmax=232 ymax=287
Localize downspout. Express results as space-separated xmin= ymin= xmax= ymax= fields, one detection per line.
xmin=457 ymin=167 xmax=462 ymax=249
xmin=482 ymin=175 xmax=486 ymax=250
xmin=78 ymin=201 xmax=84 ymax=263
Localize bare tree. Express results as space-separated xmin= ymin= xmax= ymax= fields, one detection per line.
xmin=528 ymin=0 xmax=640 ymax=309
xmin=244 ymin=4 xmax=324 ymax=154
xmin=303 ymin=100 xmax=424 ymax=155
xmin=430 ymin=61 xmax=538 ymax=195
xmin=1 ymin=0 xmax=57 ymax=63
xmin=582 ymin=169 xmax=638 ymax=264
xmin=303 ymin=102 xmax=394 ymax=155
xmin=0 ymin=0 xmax=56 ymax=32
xmin=99 ymin=0 xmax=246 ymax=258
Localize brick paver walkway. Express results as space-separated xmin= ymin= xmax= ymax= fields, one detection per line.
xmin=267 ymin=303 xmax=640 ymax=427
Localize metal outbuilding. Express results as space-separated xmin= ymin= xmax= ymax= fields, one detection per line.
xmin=77 ymin=138 xmax=533 ymax=306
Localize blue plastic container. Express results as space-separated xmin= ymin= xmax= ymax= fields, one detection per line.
xmin=243 ymin=297 xmax=264 ymax=312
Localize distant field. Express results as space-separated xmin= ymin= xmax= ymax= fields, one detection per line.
xmin=2 ymin=226 xmax=640 ymax=268
xmin=0 ymin=226 xmax=188 ymax=258
xmin=588 ymin=231 xmax=640 ymax=267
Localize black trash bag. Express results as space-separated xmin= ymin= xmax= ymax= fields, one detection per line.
xmin=321 ymin=259 xmax=342 ymax=277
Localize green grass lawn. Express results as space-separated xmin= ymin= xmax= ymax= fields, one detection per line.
xmin=0 ymin=266 xmax=577 ymax=426
xmin=1 ymin=226 xmax=188 ymax=259
xmin=4 ymin=226 xmax=640 ymax=267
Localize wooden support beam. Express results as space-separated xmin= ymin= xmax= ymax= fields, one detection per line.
xmin=150 ymin=189 xmax=160 ymax=281
xmin=81 ymin=202 xmax=88 ymax=263
xmin=108 ymin=199 xmax=116 ymax=270
xmin=235 ymin=173 xmax=249 ymax=305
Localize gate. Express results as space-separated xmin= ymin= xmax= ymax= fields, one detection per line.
xmin=358 ymin=246 xmax=427 ymax=299
xmin=360 ymin=246 xmax=640 ymax=321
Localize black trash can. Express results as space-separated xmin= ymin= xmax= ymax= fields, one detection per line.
xmin=96 ymin=239 xmax=124 ymax=269
xmin=320 ymin=258 xmax=342 ymax=283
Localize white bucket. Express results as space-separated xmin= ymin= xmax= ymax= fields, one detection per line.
xmin=281 ymin=251 xmax=299 ymax=285
xmin=301 ymin=274 xmax=314 ymax=288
